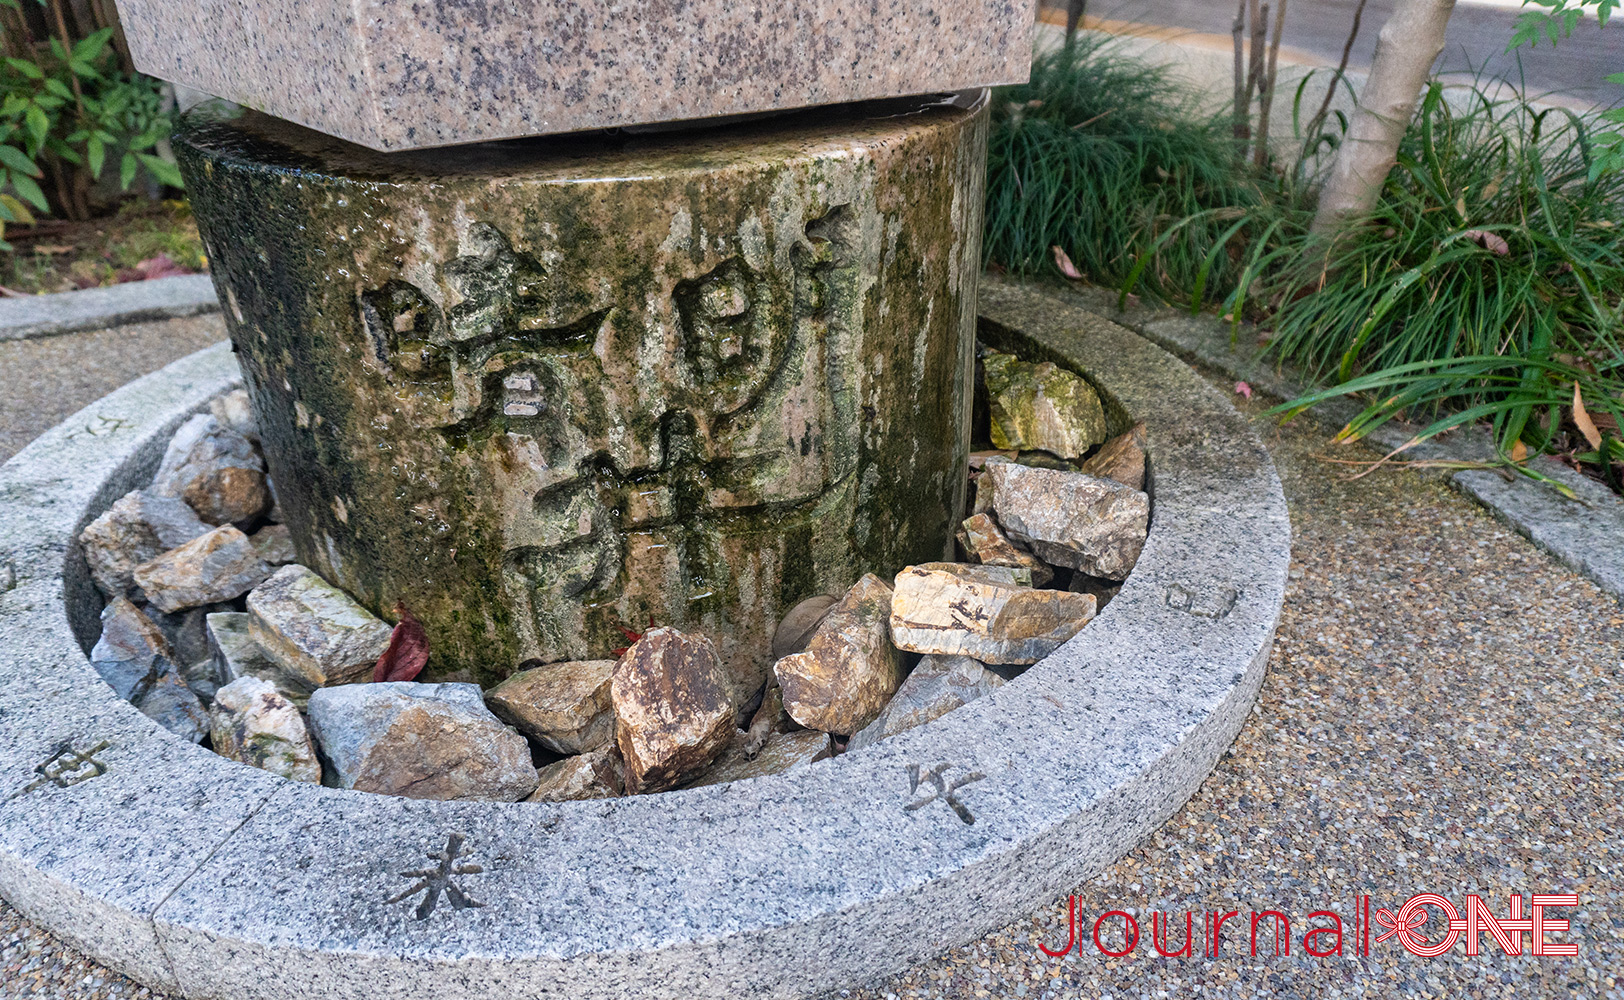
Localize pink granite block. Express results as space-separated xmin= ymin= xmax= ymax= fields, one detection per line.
xmin=114 ymin=0 xmax=1037 ymax=150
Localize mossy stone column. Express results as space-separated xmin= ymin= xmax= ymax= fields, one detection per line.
xmin=174 ymin=93 xmax=988 ymax=700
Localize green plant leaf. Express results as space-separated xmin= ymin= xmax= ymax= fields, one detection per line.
xmin=137 ymin=152 xmax=184 ymax=189
xmin=23 ymin=105 xmax=48 ymax=149
xmin=0 ymin=192 xmax=34 ymax=225
xmin=118 ymin=151 xmax=138 ymax=188
xmin=86 ymin=135 xmax=104 ymax=178
xmin=4 ymin=57 xmax=43 ymax=80
xmin=70 ymin=27 xmax=115 ymax=64
xmin=10 ymin=170 xmax=48 ymax=212
xmin=0 ymin=143 xmax=39 ymax=177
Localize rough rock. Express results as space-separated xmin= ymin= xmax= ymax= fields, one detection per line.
xmin=685 ymin=730 xmax=832 ymax=788
xmin=150 ymin=412 xmax=270 ymax=525
xmin=246 ymin=565 xmax=394 ymax=687
xmin=773 ymin=574 xmax=901 ymax=735
xmin=983 ymin=461 xmax=1149 ymax=580
xmin=249 ymin=523 xmax=297 ymax=566
xmin=208 ymin=676 xmax=321 ymax=782
xmin=485 ymin=659 xmax=616 ymax=754
xmin=1079 ymin=422 xmax=1147 ymax=491
xmin=136 ymin=670 xmax=210 ymax=743
xmin=78 ymin=489 xmax=212 ymax=599
xmin=771 ymin=594 xmax=839 ymax=660
xmin=89 ymin=596 xmax=176 ymax=701
xmin=611 ymin=628 xmax=735 ymax=795
xmin=981 ymin=350 xmax=1107 ymax=459
xmin=889 ymin=562 xmax=1096 ymax=664
xmin=848 ymin=655 xmax=1005 ymax=751
xmin=132 ymin=525 xmax=281 ymax=613
xmin=305 ymin=682 xmax=538 ymax=801
xmin=524 ymin=746 xmax=626 ymax=802
xmin=208 ymin=388 xmax=259 ymax=442
xmin=207 ymin=612 xmax=315 ymax=708
xmin=742 ymin=683 xmax=791 ymax=757
xmin=958 ymin=512 xmax=1054 ymax=586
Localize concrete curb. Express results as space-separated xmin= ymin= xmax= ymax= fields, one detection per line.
xmin=0 ymin=290 xmax=1288 ymax=1000
xmin=0 ymin=274 xmax=220 ymax=342
xmin=1040 ymin=279 xmax=1624 ymax=603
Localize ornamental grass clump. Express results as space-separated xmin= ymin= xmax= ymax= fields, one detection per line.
xmin=982 ymin=38 xmax=1277 ymax=301
xmin=1247 ymin=83 xmax=1624 ymax=481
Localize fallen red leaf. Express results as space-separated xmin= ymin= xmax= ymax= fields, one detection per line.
xmin=373 ymin=602 xmax=430 ymax=682
xmin=1462 ymin=230 xmax=1510 ymax=257
xmin=1235 ymin=381 xmax=1253 ymax=399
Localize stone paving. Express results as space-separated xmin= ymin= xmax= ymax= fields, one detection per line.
xmin=0 ymin=316 xmax=226 ymax=465
xmin=3 ymin=332 xmax=1620 ymax=1000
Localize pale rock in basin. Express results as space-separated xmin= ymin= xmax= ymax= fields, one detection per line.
xmin=848 ymin=655 xmax=1005 ymax=751
xmin=611 ymin=628 xmax=735 ymax=795
xmin=525 ymin=746 xmax=625 ymax=802
xmin=1078 ymin=422 xmax=1147 ymax=491
xmin=889 ymin=563 xmax=1096 ymax=664
xmin=209 ymin=676 xmax=321 ymax=782
xmin=305 ymin=682 xmax=538 ymax=801
xmin=150 ymin=413 xmax=270 ymax=524
xmin=485 ymin=659 xmax=616 ymax=754
xmin=142 ymin=602 xmax=235 ymax=701
xmin=90 ymin=596 xmax=177 ymax=701
xmin=246 ymin=564 xmax=394 ymax=687
xmin=981 ymin=350 xmax=1107 ymax=460
xmin=958 ymin=511 xmax=1053 ymax=586
xmin=78 ymin=489 xmax=211 ymax=599
xmin=207 ymin=612 xmax=315 ymax=708
xmin=983 ymin=461 xmax=1149 ymax=581
xmin=132 ymin=524 xmax=282 ymax=613
xmin=208 ymin=388 xmax=259 ymax=443
xmin=249 ymin=523 xmax=296 ymax=566
xmin=136 ymin=670 xmax=210 ymax=743
xmin=685 ymin=730 xmax=832 ymax=788
xmin=773 ymin=574 xmax=901 ymax=735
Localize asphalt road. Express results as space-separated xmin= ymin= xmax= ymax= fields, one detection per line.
xmin=1046 ymin=0 xmax=1622 ymax=107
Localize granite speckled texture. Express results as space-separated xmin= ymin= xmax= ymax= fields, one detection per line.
xmin=0 ymin=287 xmax=1287 ymax=997
xmin=114 ymin=0 xmax=1037 ymax=150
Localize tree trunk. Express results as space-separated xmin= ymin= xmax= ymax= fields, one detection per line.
xmin=1310 ymin=0 xmax=1456 ymax=233
xmin=1065 ymin=0 xmax=1087 ymax=43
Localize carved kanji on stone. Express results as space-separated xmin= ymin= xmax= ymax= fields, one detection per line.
xmin=385 ymin=832 xmax=487 ymax=920
xmin=903 ymin=762 xmax=986 ymax=825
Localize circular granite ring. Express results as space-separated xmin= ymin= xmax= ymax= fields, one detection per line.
xmin=0 ymin=279 xmax=1289 ymax=999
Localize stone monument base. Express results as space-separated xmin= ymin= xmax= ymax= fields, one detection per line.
xmin=174 ymin=93 xmax=989 ymax=700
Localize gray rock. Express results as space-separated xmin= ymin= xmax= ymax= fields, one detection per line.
xmin=132 ymin=524 xmax=280 ymax=613
xmin=246 ymin=564 xmax=393 ymax=688
xmin=136 ymin=670 xmax=210 ymax=743
xmin=684 ymin=730 xmax=832 ymax=788
xmin=206 ymin=612 xmax=313 ymax=708
xmin=78 ymin=489 xmax=212 ymax=599
xmin=981 ymin=350 xmax=1107 ymax=459
xmin=773 ymin=574 xmax=901 ymax=735
xmin=957 ymin=511 xmax=1053 ymax=586
xmin=208 ymin=676 xmax=321 ymax=783
xmin=484 ymin=659 xmax=616 ymax=754
xmin=524 ymin=747 xmax=625 ymax=802
xmin=611 ymin=628 xmax=735 ymax=794
xmin=305 ymin=682 xmax=538 ymax=801
xmin=983 ymin=461 xmax=1150 ymax=581
xmin=150 ymin=412 xmax=269 ymax=525
xmin=1069 ymin=573 xmax=1123 ymax=611
xmin=848 ymin=655 xmax=1005 ymax=751
xmin=89 ymin=596 xmax=176 ymax=701
xmin=889 ymin=562 xmax=1096 ymax=664
xmin=1078 ymin=422 xmax=1147 ymax=490
xmin=771 ymin=595 xmax=839 ymax=660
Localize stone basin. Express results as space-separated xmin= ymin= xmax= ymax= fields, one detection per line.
xmin=0 ymin=278 xmax=1289 ymax=999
